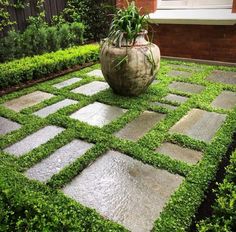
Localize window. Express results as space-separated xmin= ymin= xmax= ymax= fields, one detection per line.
xmin=158 ymin=0 xmax=233 ymax=9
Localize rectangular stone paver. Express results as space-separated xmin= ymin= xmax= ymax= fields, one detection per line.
xmin=3 ymin=91 xmax=54 ymax=112
xmin=70 ymin=102 xmax=127 ymax=127
xmin=86 ymin=69 xmax=104 ymax=78
xmin=53 ymin=77 xmax=82 ymax=89
xmin=168 ymin=70 xmax=192 ymax=78
xmin=151 ymin=102 xmax=177 ymax=110
xmin=211 ymin=91 xmax=236 ymax=110
xmin=4 ymin=126 xmax=64 ymax=157
xmin=163 ymin=94 xmax=188 ymax=104
xmin=0 ymin=116 xmax=21 ymax=135
xmin=207 ymin=70 xmax=236 ymax=85
xmin=169 ymin=109 xmax=226 ymax=142
xmin=71 ymin=81 xmax=109 ymax=96
xmin=25 ymin=139 xmax=94 ymax=182
xmin=169 ymin=82 xmax=205 ymax=94
xmin=115 ymin=111 xmax=165 ymax=141
xmin=34 ymin=99 xmax=78 ymax=118
xmin=156 ymin=142 xmax=202 ymax=165
xmin=62 ymin=150 xmax=183 ymax=232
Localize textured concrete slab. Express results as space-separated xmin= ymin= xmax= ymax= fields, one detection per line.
xmin=0 ymin=116 xmax=21 ymax=135
xmin=70 ymin=102 xmax=127 ymax=127
xmin=53 ymin=77 xmax=82 ymax=89
xmin=169 ymin=82 xmax=205 ymax=94
xmin=151 ymin=80 xmax=160 ymax=85
xmin=151 ymin=102 xmax=177 ymax=110
xmin=71 ymin=81 xmax=109 ymax=96
xmin=86 ymin=69 xmax=104 ymax=78
xmin=3 ymin=91 xmax=54 ymax=112
xmin=62 ymin=150 xmax=183 ymax=232
xmin=163 ymin=94 xmax=188 ymax=104
xmin=207 ymin=70 xmax=236 ymax=85
xmin=156 ymin=142 xmax=202 ymax=164
xmin=170 ymin=64 xmax=202 ymax=71
xmin=169 ymin=109 xmax=226 ymax=142
xmin=4 ymin=126 xmax=64 ymax=157
xmin=34 ymin=99 xmax=78 ymax=118
xmin=25 ymin=139 xmax=94 ymax=182
xmin=211 ymin=91 xmax=236 ymax=110
xmin=168 ymin=70 xmax=192 ymax=78
xmin=115 ymin=111 xmax=165 ymax=141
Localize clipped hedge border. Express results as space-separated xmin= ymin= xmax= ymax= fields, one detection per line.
xmin=0 ymin=44 xmax=99 ymax=89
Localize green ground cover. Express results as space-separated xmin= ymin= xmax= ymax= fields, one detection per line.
xmin=0 ymin=60 xmax=236 ymax=231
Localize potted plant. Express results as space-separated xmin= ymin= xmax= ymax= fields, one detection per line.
xmin=100 ymin=1 xmax=160 ymax=96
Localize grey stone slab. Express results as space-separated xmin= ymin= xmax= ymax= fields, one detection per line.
xmin=163 ymin=94 xmax=188 ymax=104
xmin=169 ymin=109 xmax=226 ymax=142
xmin=4 ymin=126 xmax=64 ymax=157
xmin=71 ymin=81 xmax=109 ymax=96
xmin=62 ymin=150 xmax=183 ymax=232
xmin=0 ymin=116 xmax=21 ymax=135
xmin=34 ymin=99 xmax=78 ymax=118
xmin=156 ymin=142 xmax=202 ymax=165
xmin=151 ymin=102 xmax=177 ymax=110
xmin=207 ymin=70 xmax=236 ymax=85
xmin=169 ymin=64 xmax=202 ymax=71
xmin=168 ymin=70 xmax=192 ymax=78
xmin=25 ymin=139 xmax=94 ymax=182
xmin=70 ymin=102 xmax=127 ymax=127
xmin=115 ymin=111 xmax=165 ymax=141
xmin=3 ymin=91 xmax=54 ymax=112
xmin=151 ymin=80 xmax=160 ymax=85
xmin=53 ymin=77 xmax=82 ymax=89
xmin=211 ymin=91 xmax=236 ymax=110
xmin=169 ymin=82 xmax=205 ymax=94
xmin=86 ymin=69 xmax=104 ymax=78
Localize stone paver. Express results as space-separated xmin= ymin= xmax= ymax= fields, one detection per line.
xmin=71 ymin=81 xmax=109 ymax=96
xmin=168 ymin=70 xmax=192 ymax=78
xmin=169 ymin=109 xmax=226 ymax=142
xmin=207 ymin=70 xmax=236 ymax=85
xmin=151 ymin=80 xmax=160 ymax=85
xmin=62 ymin=150 xmax=183 ymax=232
xmin=3 ymin=91 xmax=54 ymax=112
xmin=25 ymin=139 xmax=94 ymax=182
xmin=151 ymin=102 xmax=177 ymax=110
xmin=115 ymin=111 xmax=165 ymax=141
xmin=4 ymin=126 xmax=64 ymax=157
xmin=0 ymin=116 xmax=21 ymax=135
xmin=86 ymin=69 xmax=104 ymax=78
xmin=34 ymin=99 xmax=78 ymax=118
xmin=170 ymin=64 xmax=202 ymax=71
xmin=70 ymin=102 xmax=127 ymax=127
xmin=211 ymin=91 xmax=236 ymax=110
xmin=163 ymin=94 xmax=188 ymax=104
xmin=156 ymin=142 xmax=202 ymax=164
xmin=169 ymin=82 xmax=205 ymax=94
xmin=53 ymin=77 xmax=82 ymax=89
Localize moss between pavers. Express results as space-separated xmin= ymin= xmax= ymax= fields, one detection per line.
xmin=0 ymin=59 xmax=236 ymax=231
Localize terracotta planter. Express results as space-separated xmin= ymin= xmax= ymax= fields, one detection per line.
xmin=100 ymin=31 xmax=160 ymax=96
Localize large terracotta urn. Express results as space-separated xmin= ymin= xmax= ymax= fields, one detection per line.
xmin=100 ymin=31 xmax=160 ymax=96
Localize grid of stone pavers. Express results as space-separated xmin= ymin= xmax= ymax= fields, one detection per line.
xmin=1 ymin=62 xmax=236 ymax=232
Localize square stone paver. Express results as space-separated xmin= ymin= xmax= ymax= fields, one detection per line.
xmin=25 ymin=139 xmax=94 ymax=182
xmin=0 ymin=116 xmax=21 ymax=135
xmin=71 ymin=81 xmax=109 ymax=96
xmin=86 ymin=69 xmax=104 ymax=78
xmin=53 ymin=77 xmax=82 ymax=89
xmin=4 ymin=126 xmax=64 ymax=157
xmin=70 ymin=102 xmax=127 ymax=127
xmin=34 ymin=99 xmax=78 ymax=118
xmin=151 ymin=102 xmax=177 ymax=110
xmin=211 ymin=91 xmax=236 ymax=110
xmin=3 ymin=91 xmax=54 ymax=112
xmin=62 ymin=150 xmax=184 ymax=232
xmin=169 ymin=109 xmax=226 ymax=142
xmin=156 ymin=142 xmax=202 ymax=165
xmin=151 ymin=80 xmax=160 ymax=85
xmin=169 ymin=82 xmax=205 ymax=94
xmin=169 ymin=64 xmax=202 ymax=71
xmin=207 ymin=70 xmax=236 ymax=85
xmin=168 ymin=70 xmax=192 ymax=78
xmin=115 ymin=111 xmax=165 ymax=141
xmin=163 ymin=94 xmax=188 ymax=104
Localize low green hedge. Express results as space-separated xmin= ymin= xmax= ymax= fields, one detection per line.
xmin=0 ymin=44 xmax=99 ymax=89
xmin=197 ymin=150 xmax=236 ymax=232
